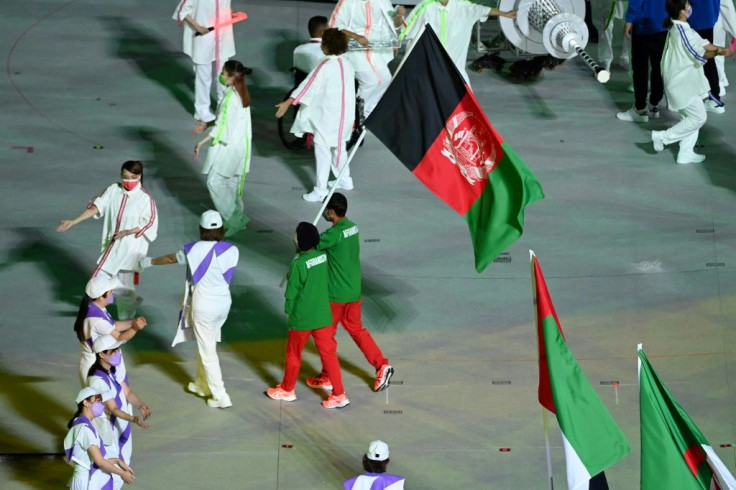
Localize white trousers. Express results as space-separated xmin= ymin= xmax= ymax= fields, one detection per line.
xmin=314 ymin=141 xmax=349 ymax=192
xmin=355 ymin=63 xmax=391 ymax=118
xmin=598 ymin=0 xmax=630 ymax=67
xmin=713 ymin=20 xmax=730 ymax=91
xmin=193 ymin=58 xmax=228 ymax=122
xmin=206 ymin=171 xmax=243 ymax=221
xmin=661 ymin=99 xmax=707 ymax=157
xmin=192 ymin=301 xmax=230 ymax=399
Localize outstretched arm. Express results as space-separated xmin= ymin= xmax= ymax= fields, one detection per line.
xmin=56 ymin=205 xmax=99 ymax=232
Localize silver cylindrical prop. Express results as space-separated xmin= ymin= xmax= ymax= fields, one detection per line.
xmin=498 ymin=0 xmax=609 ymax=83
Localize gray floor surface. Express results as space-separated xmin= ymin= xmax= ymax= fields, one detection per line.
xmin=1 ymin=0 xmax=736 ymax=488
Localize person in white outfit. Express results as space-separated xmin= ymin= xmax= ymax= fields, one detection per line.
xmin=173 ymin=0 xmax=237 ymax=134
xmin=140 ymin=210 xmax=239 ymax=409
xmin=597 ymin=0 xmax=631 ymax=71
xmin=330 ymin=0 xmax=406 ymax=117
xmin=652 ymin=0 xmax=733 ymax=164
xmin=194 ymin=60 xmax=252 ymax=237
xmin=276 ymin=29 xmax=357 ymax=202
xmin=294 ymin=16 xmax=329 ymax=75
xmin=714 ymin=0 xmax=736 ymax=94
xmin=64 ymin=386 xmax=135 ymax=489
xmin=400 ymin=0 xmax=516 ymax=85
xmin=74 ymin=275 xmax=146 ymax=386
xmin=57 ymin=161 xmax=158 ymax=320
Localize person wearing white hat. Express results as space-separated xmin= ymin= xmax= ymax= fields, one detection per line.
xmin=139 ymin=210 xmax=238 ymax=409
xmin=344 ymin=440 xmax=405 ymax=489
xmin=87 ymin=335 xmax=151 ymax=468
xmin=56 ymin=160 xmax=158 ymax=320
xmin=64 ymin=386 xmax=135 ymax=489
xmin=74 ymin=275 xmax=147 ymax=386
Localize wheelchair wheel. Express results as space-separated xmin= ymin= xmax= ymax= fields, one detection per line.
xmin=277 ymin=95 xmax=307 ymax=150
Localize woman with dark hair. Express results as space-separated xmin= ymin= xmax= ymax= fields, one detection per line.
xmin=275 ymin=28 xmax=357 ymax=202
xmin=652 ymin=0 xmax=733 ymax=163
xmin=344 ymin=440 xmax=405 ymax=489
xmin=139 ymin=210 xmax=239 ymax=409
xmin=57 ymin=160 xmax=158 ymax=319
xmin=75 ymin=275 xmax=146 ymax=386
xmin=64 ymin=386 xmax=135 ymax=488
xmin=87 ymin=335 xmax=151 ymax=469
xmin=194 ymin=59 xmax=252 ymax=237
xmin=266 ymin=222 xmax=349 ymax=409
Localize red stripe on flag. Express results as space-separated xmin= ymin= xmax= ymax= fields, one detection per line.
xmin=412 ymin=91 xmax=505 ymax=215
xmin=683 ymin=445 xmax=706 ymax=478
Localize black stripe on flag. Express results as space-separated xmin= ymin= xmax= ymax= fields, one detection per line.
xmin=364 ymin=26 xmax=467 ymax=172
xmin=589 ymin=471 xmax=610 ymax=490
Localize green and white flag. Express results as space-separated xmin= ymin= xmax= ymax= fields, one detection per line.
xmin=639 ymin=346 xmax=736 ymax=490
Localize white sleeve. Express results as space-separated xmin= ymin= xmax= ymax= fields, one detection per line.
xmin=176 ymin=250 xmax=187 ymax=264
xmin=88 ymin=317 xmax=115 ymax=338
xmin=88 ymin=377 xmax=115 ymax=403
xmin=77 ymin=425 xmax=99 ymax=452
xmin=173 ymin=0 xmax=194 ymax=22
xmin=90 ymin=184 xmax=115 ymax=219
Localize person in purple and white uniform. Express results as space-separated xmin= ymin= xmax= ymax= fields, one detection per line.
xmin=344 ymin=440 xmax=405 ymax=490
xmin=87 ymin=335 xmax=151 ymax=469
xmin=75 ymin=275 xmax=147 ymax=386
xmin=64 ymin=386 xmax=135 ymax=489
xmin=57 ymin=160 xmax=158 ymax=320
xmin=140 ymin=210 xmax=238 ymax=409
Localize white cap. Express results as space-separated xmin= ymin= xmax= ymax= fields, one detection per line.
xmin=200 ymin=210 xmax=223 ymax=229
xmin=85 ymin=275 xmax=122 ymax=299
xmin=366 ymin=440 xmax=390 ymax=461
xmin=92 ymin=334 xmax=126 ymax=353
xmin=76 ymin=386 xmax=102 ymax=404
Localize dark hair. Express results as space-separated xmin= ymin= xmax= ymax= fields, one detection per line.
xmin=121 ymin=160 xmax=144 ymax=183
xmin=296 ymin=222 xmax=320 ymax=251
xmin=223 ymin=60 xmax=251 ymax=108
xmin=87 ymin=356 xmax=115 ymax=379
xmin=308 ymin=16 xmax=328 ymax=38
xmin=664 ymin=0 xmax=687 ymax=27
xmin=326 ymin=192 xmax=348 ymax=217
xmin=73 ymin=295 xmax=93 ymax=343
xmin=199 ymin=225 xmax=225 ymax=241
xmin=66 ymin=401 xmax=86 ymax=429
xmin=362 ymin=455 xmax=389 ymax=473
xmin=321 ymin=28 xmax=348 ymax=56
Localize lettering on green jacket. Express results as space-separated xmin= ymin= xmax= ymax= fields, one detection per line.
xmin=342 ymin=225 xmax=359 ymax=238
xmin=305 ymin=254 xmax=327 ymax=269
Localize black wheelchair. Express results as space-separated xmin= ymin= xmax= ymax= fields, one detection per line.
xmin=277 ymin=67 xmax=365 ymax=151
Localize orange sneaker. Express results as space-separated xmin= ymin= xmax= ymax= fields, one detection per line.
xmin=265 ymin=385 xmax=296 ymax=402
xmin=321 ymin=393 xmax=350 ymax=409
xmin=374 ymin=364 xmax=394 ymax=392
xmin=306 ymin=376 xmax=333 ymax=390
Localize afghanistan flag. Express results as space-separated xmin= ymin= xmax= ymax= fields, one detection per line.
xmin=365 ymin=26 xmax=544 ymax=272
xmin=638 ymin=346 xmax=736 ymax=490
xmin=531 ymin=251 xmax=630 ymax=489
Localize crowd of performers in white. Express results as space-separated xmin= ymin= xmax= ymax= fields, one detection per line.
xmin=52 ymin=0 xmax=735 ymax=487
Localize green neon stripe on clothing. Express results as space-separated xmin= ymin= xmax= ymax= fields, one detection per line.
xmin=212 ymin=90 xmax=234 ymax=146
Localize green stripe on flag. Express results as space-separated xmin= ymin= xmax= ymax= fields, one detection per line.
xmin=639 ymin=350 xmax=714 ymax=490
xmin=543 ymin=315 xmax=630 ymax=476
xmin=464 ymin=142 xmax=544 ymax=272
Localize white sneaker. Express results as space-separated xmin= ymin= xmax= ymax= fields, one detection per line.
xmin=302 ymin=189 xmax=327 ymax=202
xmin=651 ymin=131 xmax=664 ymax=152
xmin=676 ymin=153 xmax=706 ymax=165
xmin=705 ymin=99 xmax=725 ymax=114
xmin=619 ymin=56 xmax=630 ymax=69
xmin=207 ymin=394 xmax=233 ymax=409
xmin=187 ymin=382 xmax=209 ymax=397
xmin=616 ymin=107 xmax=648 ymax=122
xmin=328 ymin=178 xmax=354 ymax=191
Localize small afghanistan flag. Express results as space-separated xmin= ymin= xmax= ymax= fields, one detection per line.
xmin=365 ymin=26 xmax=544 ymax=273
xmin=532 ymin=252 xmax=630 ymax=489
xmin=638 ymin=346 xmax=736 ymax=490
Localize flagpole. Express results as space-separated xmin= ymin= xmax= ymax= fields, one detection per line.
xmin=531 ymin=250 xmax=554 ymax=490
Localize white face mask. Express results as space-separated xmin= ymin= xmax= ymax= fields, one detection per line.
xmin=686 ymin=4 xmax=692 ymax=18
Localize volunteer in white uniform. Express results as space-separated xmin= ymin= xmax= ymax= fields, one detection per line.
xmin=57 ymin=161 xmax=158 ymax=320
xmin=597 ymin=0 xmax=631 ymax=71
xmin=140 ymin=210 xmax=239 ymax=409
xmin=194 ymin=60 xmax=252 ymax=237
xmin=652 ymin=0 xmax=733 ymax=164
xmin=400 ymin=0 xmax=516 ymax=85
xmin=64 ymin=386 xmax=135 ymax=489
xmin=330 ymin=1 xmax=406 ymax=117
xmin=293 ymin=16 xmax=329 ymax=74
xmin=713 ymin=0 xmax=736 ymax=94
xmin=173 ymin=0 xmax=237 ymax=134
xmin=87 ymin=336 xmax=151 ymax=467
xmin=276 ymin=29 xmax=357 ymax=201
xmin=74 ymin=275 xmax=146 ymax=386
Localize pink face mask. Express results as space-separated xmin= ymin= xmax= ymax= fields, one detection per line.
xmin=122 ymin=179 xmax=140 ymax=191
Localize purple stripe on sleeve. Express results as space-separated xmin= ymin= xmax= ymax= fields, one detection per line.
xmin=87 ymin=304 xmax=114 ymax=323
xmin=64 ymin=446 xmax=73 ymax=463
xmin=371 ymin=474 xmax=405 ymax=489
xmin=214 ymin=241 xmax=234 ymax=255
xmin=183 ymin=241 xmax=197 ymax=254
xmin=223 ymin=266 xmax=236 ymax=284
xmin=677 ymin=24 xmax=707 ymax=64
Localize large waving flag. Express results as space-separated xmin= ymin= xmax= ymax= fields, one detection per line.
xmin=531 ymin=252 xmax=630 ymax=489
xmin=365 ymin=26 xmax=544 ymax=272
xmin=638 ymin=346 xmax=736 ymax=490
